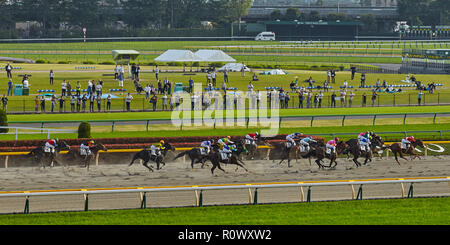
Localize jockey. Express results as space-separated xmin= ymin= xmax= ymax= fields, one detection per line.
xmin=286 ymin=132 xmax=303 ymax=147
xmin=45 ymin=138 xmax=58 ymax=153
xmin=200 ymin=139 xmax=214 ymax=154
xmin=326 ymin=137 xmax=339 ymax=154
xmin=245 ymin=132 xmax=259 ymax=145
xmin=80 ymin=140 xmax=95 ymax=156
xmin=218 ymin=136 xmax=234 ymax=148
xmin=150 ymin=140 xmax=165 ymax=157
xmin=299 ymin=136 xmax=316 ymax=152
xmin=358 ymin=131 xmax=372 ymax=151
xmin=401 ymin=136 xmax=415 ymax=150
xmin=219 ymin=144 xmax=233 ymax=160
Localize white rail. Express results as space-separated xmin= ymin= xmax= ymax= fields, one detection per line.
xmin=1 ymin=177 xmax=449 ymax=213
xmin=0 ymin=126 xmax=77 ymax=140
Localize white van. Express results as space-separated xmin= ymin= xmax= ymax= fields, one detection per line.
xmin=255 ymin=32 xmax=276 ymax=41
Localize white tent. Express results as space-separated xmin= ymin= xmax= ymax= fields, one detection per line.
xmin=154 ymin=49 xmax=203 ymax=62
xmin=217 ymin=63 xmax=251 ymax=72
xmin=194 ymin=49 xmax=236 ymax=62
xmin=262 ymin=69 xmax=286 ymax=75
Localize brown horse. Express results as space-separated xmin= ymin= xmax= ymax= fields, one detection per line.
xmin=303 ymin=141 xmax=348 ymax=169
xmin=64 ymin=143 xmax=108 ymax=170
xmin=389 ymin=139 xmax=425 ymax=165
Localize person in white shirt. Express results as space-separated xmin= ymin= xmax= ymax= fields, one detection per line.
xmin=248 ymin=82 xmax=253 ymax=92
xmin=126 ymin=93 xmax=133 ymax=111
xmin=61 ymin=80 xmax=67 ymax=97
xmin=22 ymin=78 xmax=29 ymax=89
xmin=211 ymin=71 xmax=217 ymax=86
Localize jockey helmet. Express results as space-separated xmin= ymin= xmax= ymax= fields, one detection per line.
xmin=210 ymin=139 xmax=214 ymax=144
xmin=334 ymin=137 xmax=339 ymax=141
xmin=55 ymin=138 xmax=59 ymax=142
xmin=160 ymin=140 xmax=165 ymax=145
xmin=255 ymin=132 xmax=259 ymax=136
xmin=90 ymin=140 xmax=94 ymax=144
xmin=227 ymin=136 xmax=231 ymax=140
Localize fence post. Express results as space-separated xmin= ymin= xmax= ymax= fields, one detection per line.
xmin=24 ymin=195 xmax=30 ymax=214
xmin=306 ymin=186 xmax=311 ymax=202
xmin=433 ymin=113 xmax=437 ymax=124
xmin=373 ymin=115 xmax=377 ymax=126
xmin=83 ymin=191 xmax=89 ymax=211
xmin=342 ymin=115 xmax=346 ymax=126
xmin=403 ymin=114 xmax=407 ymax=124
xmin=140 ymin=191 xmax=147 ymax=209
xmin=407 ymin=183 xmax=414 ymax=198
xmin=253 ymin=188 xmax=258 ymax=205
xmin=356 ymin=185 xmax=363 ymax=200
xmin=111 ymin=121 xmax=115 ymax=132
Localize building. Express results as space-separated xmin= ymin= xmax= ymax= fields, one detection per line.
xmin=400 ymin=49 xmax=450 ymax=74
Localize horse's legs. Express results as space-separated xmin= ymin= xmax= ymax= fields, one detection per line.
xmin=129 ymin=154 xmax=139 ymax=166
xmin=142 ymin=160 xmax=154 ymax=172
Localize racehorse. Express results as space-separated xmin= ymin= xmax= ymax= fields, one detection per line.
xmin=173 ymin=147 xmax=209 ymax=169
xmin=343 ymin=135 xmax=384 ymax=167
xmin=27 ymin=140 xmax=71 ymax=168
xmin=206 ymin=148 xmax=248 ymax=175
xmin=244 ymin=137 xmax=268 ymax=160
xmin=295 ymin=140 xmax=324 ymax=165
xmin=388 ymin=139 xmax=425 ymax=165
xmin=275 ymin=140 xmax=300 ymax=168
xmin=64 ymin=143 xmax=108 ymax=171
xmin=302 ymin=141 xmax=347 ymax=169
xmin=129 ymin=142 xmax=175 ymax=171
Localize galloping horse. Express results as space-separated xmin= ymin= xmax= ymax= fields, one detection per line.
xmin=244 ymin=137 xmax=268 ymax=160
xmin=129 ymin=142 xmax=175 ymax=171
xmin=343 ymin=135 xmax=384 ymax=167
xmin=274 ymin=140 xmax=299 ymax=168
xmin=27 ymin=140 xmax=71 ymax=168
xmin=389 ymin=139 xmax=425 ymax=165
xmin=206 ymin=147 xmax=248 ymax=175
xmin=173 ymin=147 xmax=209 ymax=169
xmin=64 ymin=143 xmax=108 ymax=170
xmin=303 ymin=141 xmax=347 ymax=169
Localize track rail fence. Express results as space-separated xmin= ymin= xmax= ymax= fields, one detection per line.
xmin=0 ymin=177 xmax=448 ymax=214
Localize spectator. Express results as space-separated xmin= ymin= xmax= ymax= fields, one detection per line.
xmin=58 ymin=96 xmax=64 ymax=112
xmin=82 ymin=94 xmax=87 ymax=112
xmin=96 ymin=82 xmax=102 ymax=97
xmin=76 ymin=95 xmax=81 ymax=112
xmin=51 ymin=95 xmax=56 ymax=113
xmin=1 ymin=95 xmax=7 ymax=111
xmin=40 ymin=96 xmax=46 ymax=112
xmin=167 ymin=80 xmax=172 ymax=95
xmin=290 ymin=81 xmax=296 ymax=92
xmin=307 ymin=76 xmax=314 ymax=87
xmin=22 ymin=76 xmax=29 ymax=89
xmin=248 ymin=82 xmax=253 ymax=92
xmin=306 ymin=92 xmax=312 ymax=108
xmin=279 ymin=90 xmax=285 ymax=109
xmin=61 ymin=80 xmax=67 ymax=97
xmin=298 ymin=91 xmax=304 ymax=108
xmin=49 ymin=70 xmax=54 ymax=85
xmin=360 ymin=73 xmax=366 ymax=87
xmin=7 ymin=79 xmax=13 ymax=96
xmin=126 ymin=93 xmax=133 ymax=111
xmin=114 ymin=65 xmax=118 ymax=80
xmin=212 ymin=71 xmax=217 ymax=86
xmin=418 ymin=91 xmax=424 ymax=105
xmin=362 ymin=93 xmax=367 ymax=107
xmin=188 ymin=77 xmax=194 ymax=93
xmin=285 ymin=92 xmax=290 ymax=108
xmin=106 ymin=94 xmax=111 ymax=111
xmin=371 ymin=90 xmax=377 ymax=106
xmin=89 ymin=94 xmax=95 ymax=112
xmin=221 ymin=80 xmax=227 ymax=93
xmin=252 ymin=73 xmax=258 ymax=82
xmin=162 ymin=93 xmax=168 ymax=110
xmin=131 ymin=63 xmax=136 ymax=80
xmin=5 ymin=63 xmax=12 ymax=79
xmin=326 ymin=70 xmax=331 ymax=83
xmin=340 ymin=90 xmax=346 ymax=107
xmin=331 ymin=70 xmax=336 ymax=83
xmin=150 ymin=94 xmax=157 ymax=111
xmin=313 ymin=93 xmax=318 ymax=108
xmin=331 ymin=92 xmax=336 ymax=107
xmin=118 ymin=65 xmax=124 ymax=87
xmin=70 ymin=95 xmax=75 ymax=112
xmin=155 ymin=65 xmax=159 ymax=80
xmin=256 ymin=90 xmax=261 ymax=108
xmin=34 ymin=96 xmax=39 ymax=112
xmin=96 ymin=96 xmax=102 ymax=112
xmin=348 ymin=91 xmax=355 ymax=107
xmin=206 ymin=72 xmax=211 ymax=85
xmin=318 ymin=91 xmax=323 ymax=108
xmin=350 ymin=65 xmax=356 ymax=80
xmin=135 ymin=65 xmax=140 ymax=81
xmin=158 ymin=80 xmax=162 ymax=94
xmin=323 ymin=80 xmax=329 ymax=92
xmin=87 ymin=80 xmax=93 ymax=97
xmin=66 ymin=82 xmax=72 ymax=97
xmin=241 ymin=64 xmax=245 ymax=77
xmin=76 ymin=81 xmax=81 ymax=97
xmin=342 ymin=80 xmax=348 ymax=89
xmin=223 ymin=69 xmax=229 ymax=83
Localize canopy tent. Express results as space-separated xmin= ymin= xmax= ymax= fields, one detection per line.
xmin=217 ymin=63 xmax=251 ymax=72
xmin=194 ymin=49 xmax=236 ymax=62
xmin=154 ymin=49 xmax=203 ymax=62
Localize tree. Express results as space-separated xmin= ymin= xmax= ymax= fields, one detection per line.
xmin=284 ymin=7 xmax=300 ymax=20
xmin=270 ymin=10 xmax=283 ymax=21
xmin=309 ymin=11 xmax=321 ymax=21
xmin=360 ymin=14 xmax=377 ymax=33
xmin=228 ymin=0 xmax=253 ymax=32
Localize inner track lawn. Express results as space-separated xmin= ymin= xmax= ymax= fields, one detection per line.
xmin=0 ymin=197 xmax=448 ymax=225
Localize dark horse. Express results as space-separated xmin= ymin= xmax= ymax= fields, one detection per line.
xmin=273 ymin=141 xmax=300 ymax=168
xmin=64 ymin=143 xmax=108 ymax=170
xmin=389 ymin=139 xmax=425 ymax=165
xmin=27 ymin=140 xmax=71 ymax=168
xmin=205 ymin=141 xmax=248 ymax=174
xmin=129 ymin=142 xmax=175 ymax=171
xmin=173 ymin=147 xmax=209 ymax=169
xmin=343 ymin=135 xmax=384 ymax=167
xmin=244 ymin=136 xmax=268 ymax=160
xmin=303 ymin=141 xmax=347 ymax=169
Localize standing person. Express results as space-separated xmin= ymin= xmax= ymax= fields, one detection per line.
xmin=349 ymin=90 xmax=355 ymax=107
xmin=362 ymin=93 xmax=367 ymax=107
xmin=126 ymin=93 xmax=133 ymax=111
xmin=106 ymin=94 xmax=111 ymax=111
xmin=76 ymin=81 xmax=81 ymax=97
xmin=66 ymin=82 xmax=72 ymax=97
xmin=167 ymin=80 xmax=172 ymax=95
xmin=82 ymin=94 xmax=87 ymax=112
xmin=318 ymin=91 xmax=323 ymax=108
xmin=340 ymin=90 xmax=346 ymax=107
xmin=188 ymin=77 xmax=194 ymax=93
xmin=96 ymin=81 xmax=102 ymax=97
xmin=96 ymin=95 xmax=102 ymax=112
xmin=58 ymin=96 xmax=64 ymax=112
xmin=89 ymin=93 xmax=95 ymax=112
xmin=150 ymin=94 xmax=157 ymax=111
xmin=331 ymin=69 xmax=336 ymax=83
xmin=350 ymin=65 xmax=356 ymax=80
xmin=87 ymin=80 xmax=93 ymax=97
xmin=221 ymin=80 xmax=227 ymax=93
xmin=248 ymin=82 xmax=253 ymax=93
xmin=70 ymin=95 xmax=75 ymax=112
xmin=298 ymin=91 xmax=304 ymax=108
xmin=256 ymin=90 xmax=261 ymax=108
xmin=223 ymin=69 xmax=229 ymax=83
xmin=417 ymin=91 xmax=424 ymax=106
xmin=285 ymin=92 xmax=290 ymax=108
xmin=155 ymin=65 xmax=159 ymax=81
xmin=306 ymin=92 xmax=312 ymax=108
xmin=76 ymin=95 xmax=81 ymax=112
xmin=34 ymin=96 xmax=39 ymax=112
xmin=323 ymin=80 xmax=329 ymax=92
xmin=49 ymin=70 xmax=54 ymax=85
xmin=1 ymin=95 xmax=8 ymax=111
xmin=5 ymin=63 xmax=12 ymax=79
xmin=212 ymin=71 xmax=217 ymax=87
xmin=51 ymin=95 xmax=56 ymax=113
xmin=118 ymin=65 xmax=124 ymax=87
xmin=135 ymin=64 xmax=140 ymax=81
xmin=360 ymin=73 xmax=366 ymax=87
xmin=313 ymin=93 xmax=318 ymax=108
xmin=61 ymin=80 xmax=67 ymax=97
xmin=7 ymin=79 xmax=13 ymax=96
xmin=241 ymin=64 xmax=245 ymax=77
xmin=162 ymin=93 xmax=168 ymax=110
xmin=331 ymin=92 xmax=336 ymax=108
xmin=114 ymin=65 xmax=118 ymax=80
xmin=371 ymin=90 xmax=377 ymax=106
xmin=326 ymin=70 xmax=331 ymax=83
xmin=40 ymin=96 xmax=46 ymax=112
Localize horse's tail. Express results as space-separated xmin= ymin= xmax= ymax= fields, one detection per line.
xmin=173 ymin=151 xmax=188 ymax=160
